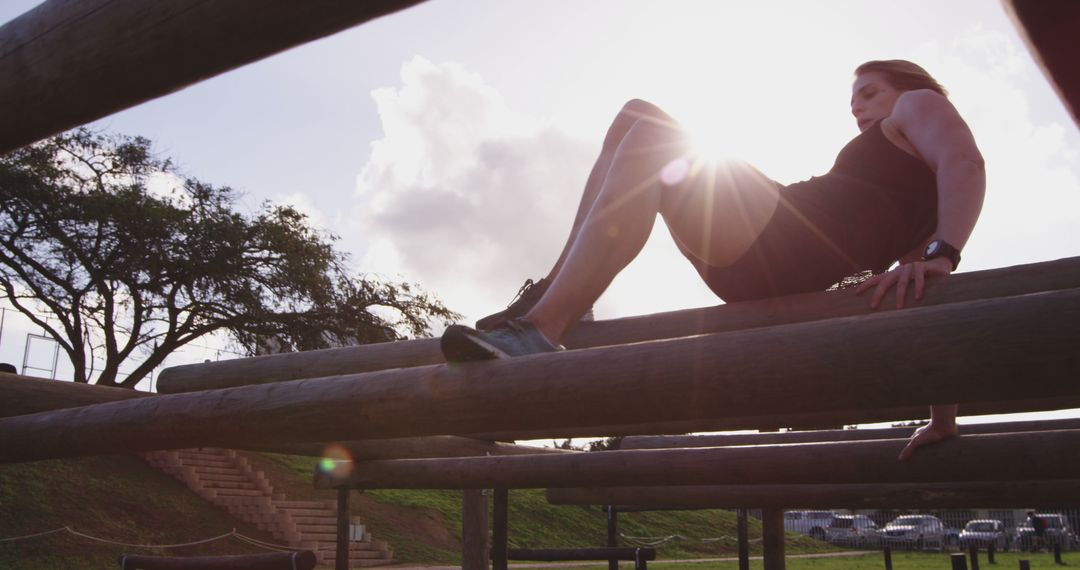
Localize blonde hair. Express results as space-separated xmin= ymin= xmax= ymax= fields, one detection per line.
xmin=855 ymin=60 xmax=948 ymax=97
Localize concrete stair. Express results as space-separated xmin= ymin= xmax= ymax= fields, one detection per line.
xmin=144 ymin=447 xmax=393 ymax=567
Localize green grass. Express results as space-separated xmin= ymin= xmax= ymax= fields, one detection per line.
xmin=0 ymin=455 xmax=277 ymax=570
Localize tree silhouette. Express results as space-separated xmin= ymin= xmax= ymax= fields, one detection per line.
xmin=0 ymin=129 xmax=459 ymax=387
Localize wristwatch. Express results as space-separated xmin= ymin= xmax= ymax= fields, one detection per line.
xmin=922 ymin=239 xmax=961 ymax=271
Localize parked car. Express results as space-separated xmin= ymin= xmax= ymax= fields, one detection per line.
xmin=826 ymin=515 xmax=881 ymax=547
xmin=784 ymin=511 xmax=838 ymax=541
xmin=959 ymin=519 xmax=1010 ymax=551
xmin=1015 ymin=514 xmax=1076 ymax=551
xmin=882 ymin=514 xmax=946 ymax=550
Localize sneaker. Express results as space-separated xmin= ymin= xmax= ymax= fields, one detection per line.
xmin=476 ymin=277 xmax=596 ymax=330
xmin=441 ymin=319 xmax=563 ymax=362
xmin=476 ymin=278 xmax=550 ymax=331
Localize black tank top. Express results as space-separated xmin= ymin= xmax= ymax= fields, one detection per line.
xmin=783 ymin=119 xmax=938 ymax=273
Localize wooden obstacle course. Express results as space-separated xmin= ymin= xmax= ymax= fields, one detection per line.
xmin=4 ymin=285 xmax=1080 ymax=463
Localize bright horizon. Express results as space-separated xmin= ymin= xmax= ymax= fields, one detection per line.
xmin=0 ymin=1 xmax=1077 ymax=430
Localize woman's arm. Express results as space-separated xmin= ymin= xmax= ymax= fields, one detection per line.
xmin=857 ymin=89 xmax=986 ymax=309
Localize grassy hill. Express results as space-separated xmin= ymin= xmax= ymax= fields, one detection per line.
xmin=1 ymin=451 xmax=835 ymax=569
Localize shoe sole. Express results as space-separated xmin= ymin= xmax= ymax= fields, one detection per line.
xmin=441 ymin=325 xmax=511 ymax=362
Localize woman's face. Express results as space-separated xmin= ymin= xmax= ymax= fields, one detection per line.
xmin=850 ymin=71 xmax=904 ymax=132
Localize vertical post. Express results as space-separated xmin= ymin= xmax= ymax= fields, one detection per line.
xmin=462 ymin=489 xmax=490 ymax=570
xmin=1054 ymin=542 xmax=1063 ymax=564
xmin=336 ymin=487 xmax=350 ymax=570
xmin=883 ymin=546 xmax=893 ymax=570
xmin=1019 ymin=561 xmax=1031 ymax=570
xmin=988 ymin=543 xmax=996 ymax=564
xmin=607 ymin=505 xmax=619 ymax=570
xmin=491 ymin=489 xmax=509 ymax=570
xmin=951 ymin=552 xmax=969 ymax=570
xmin=761 ymin=508 xmax=785 ymax=570
xmin=737 ymin=508 xmax=750 ymax=570
xmin=969 ymin=544 xmax=980 ymax=570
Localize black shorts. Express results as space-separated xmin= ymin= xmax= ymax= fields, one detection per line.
xmin=692 ymin=178 xmax=933 ymax=303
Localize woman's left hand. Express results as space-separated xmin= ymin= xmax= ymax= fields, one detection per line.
xmin=855 ymin=257 xmax=954 ymax=310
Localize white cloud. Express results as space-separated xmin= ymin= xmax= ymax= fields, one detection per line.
xmin=353 ymin=57 xmax=596 ymax=324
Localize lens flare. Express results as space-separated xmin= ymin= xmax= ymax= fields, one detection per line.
xmin=318 ymin=443 xmax=355 ymax=478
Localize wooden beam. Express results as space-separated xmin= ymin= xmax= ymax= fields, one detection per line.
xmin=0 ymin=374 xmax=566 ymax=460
xmin=0 ymin=0 xmax=425 ymax=155
xmin=117 ymin=551 xmax=316 ymax=570
xmin=2 ymin=289 xmax=1080 ymax=463
xmin=315 ymin=430 xmax=1080 ymax=489
xmin=1003 ymin=0 xmax=1080 ymax=126
xmin=156 ymin=256 xmax=1080 ymax=394
xmin=620 ymin=418 xmax=1080 ymax=449
xmin=545 ymin=480 xmax=1080 ymax=509
xmin=0 ymin=373 xmax=148 ymax=417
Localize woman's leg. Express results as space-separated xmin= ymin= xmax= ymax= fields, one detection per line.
xmin=524 ymin=117 xmax=780 ymax=345
xmin=544 ymin=99 xmax=679 ymax=280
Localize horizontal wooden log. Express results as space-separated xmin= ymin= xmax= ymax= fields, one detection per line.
xmin=0 ymin=374 xmax=149 ymax=417
xmin=156 ymin=256 xmax=1080 ymax=394
xmin=119 ymin=551 xmax=316 ymax=570
xmin=315 ymin=429 xmax=1080 ymax=489
xmin=2 ymin=289 xmax=1079 ymax=463
xmin=546 ymin=480 xmax=1080 ymax=509
xmin=620 ymin=418 xmax=1080 ymax=449
xmin=508 ymin=548 xmax=655 ymax=562
xmin=260 ymin=436 xmax=570 ymax=460
xmin=0 ymin=0 xmax=424 ymax=155
xmin=477 ymin=397 xmax=1080 ymax=441
xmin=0 ymin=374 xmax=564 ymax=460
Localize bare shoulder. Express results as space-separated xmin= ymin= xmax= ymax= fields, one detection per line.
xmin=891 ymin=89 xmax=960 ymax=127
xmin=887 ymin=90 xmax=981 ymax=171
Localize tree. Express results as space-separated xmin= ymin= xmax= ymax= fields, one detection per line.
xmin=0 ymin=129 xmax=460 ymax=387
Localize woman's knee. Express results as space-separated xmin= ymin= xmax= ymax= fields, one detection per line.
xmin=602 ymin=99 xmax=677 ymax=150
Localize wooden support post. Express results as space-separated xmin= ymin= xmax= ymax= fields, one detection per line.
xmin=761 ymin=508 xmax=785 ymax=570
xmin=491 ymin=489 xmax=508 ymax=570
xmin=0 ymin=0 xmax=425 ymax=155
xmin=969 ymin=545 xmax=980 ymax=570
xmin=883 ymin=546 xmax=893 ymax=570
xmin=737 ymin=508 xmax=750 ymax=570
xmin=462 ymin=489 xmax=489 ymax=570
xmin=952 ymin=552 xmax=969 ymax=570
xmin=607 ymin=506 xmax=619 ymax=570
xmin=336 ymin=488 xmax=349 ymax=570
xmin=1054 ymin=543 xmax=1063 ymax=564
xmin=1019 ymin=560 xmax=1031 ymax=570
xmin=988 ymin=543 xmax=996 ymax=564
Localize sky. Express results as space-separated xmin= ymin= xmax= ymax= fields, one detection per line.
xmin=0 ymin=0 xmax=1078 ymax=423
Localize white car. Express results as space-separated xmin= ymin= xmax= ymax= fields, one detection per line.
xmin=784 ymin=510 xmax=838 ymax=541
xmin=826 ymin=515 xmax=881 ymax=547
xmin=959 ymin=519 xmax=1009 ymax=551
xmin=882 ymin=514 xmax=946 ymax=550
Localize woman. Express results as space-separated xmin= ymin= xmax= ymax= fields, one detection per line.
xmin=442 ymin=60 xmax=985 ymax=460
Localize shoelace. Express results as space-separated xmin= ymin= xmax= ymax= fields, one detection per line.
xmin=506 ymin=279 xmax=537 ymax=307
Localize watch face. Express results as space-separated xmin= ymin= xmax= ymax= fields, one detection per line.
xmin=925 ymin=241 xmax=940 ymax=257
